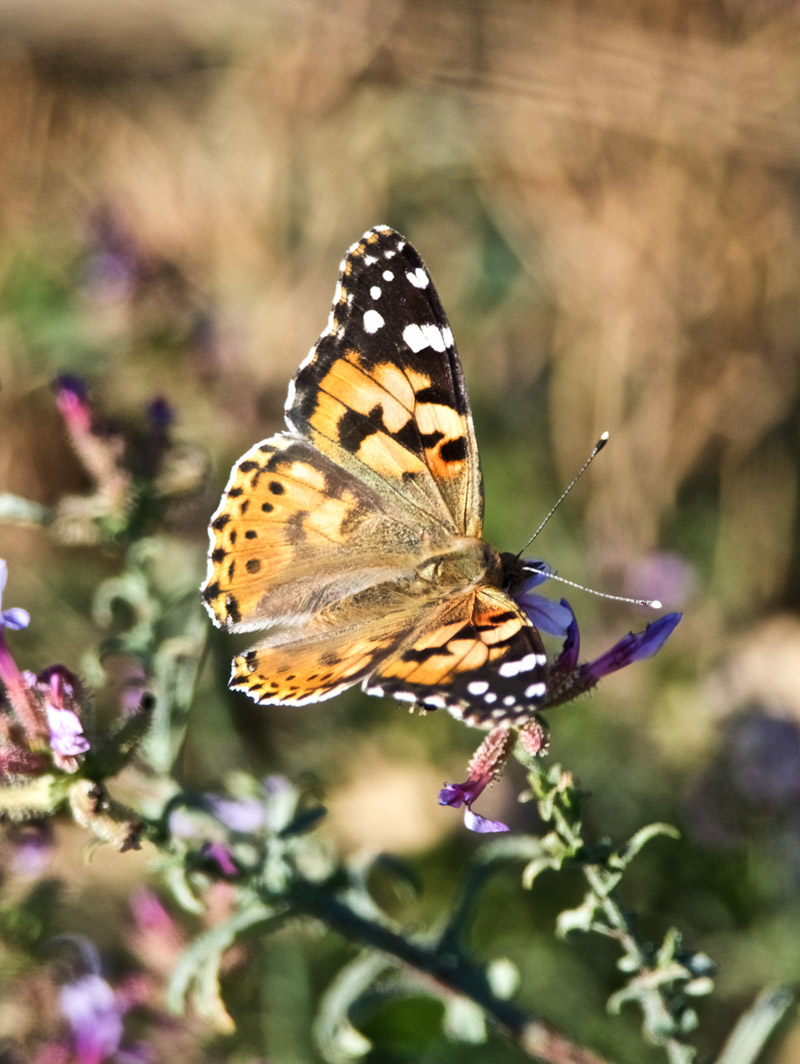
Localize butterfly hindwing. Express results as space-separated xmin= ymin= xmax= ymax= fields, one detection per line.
xmin=286 ymin=226 xmax=484 ymax=537
xmin=364 ymin=586 xmax=548 ymax=726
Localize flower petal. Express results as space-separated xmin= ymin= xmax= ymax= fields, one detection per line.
xmin=46 ymin=705 xmax=90 ymax=757
xmin=516 ymin=592 xmax=574 ymax=637
xmin=553 ymin=605 xmax=580 ymax=671
xmin=464 ymin=808 xmax=510 ymax=833
xmin=583 ymin=612 xmax=682 ymax=681
xmin=0 ymin=607 xmax=30 ymax=631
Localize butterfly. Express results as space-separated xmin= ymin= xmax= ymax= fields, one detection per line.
xmin=202 ymin=225 xmax=550 ymax=727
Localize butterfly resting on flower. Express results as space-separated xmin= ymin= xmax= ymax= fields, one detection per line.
xmin=202 ymin=226 xmax=680 ymax=733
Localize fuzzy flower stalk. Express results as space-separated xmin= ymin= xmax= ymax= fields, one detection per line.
xmin=441 ymin=563 xmax=682 ymax=832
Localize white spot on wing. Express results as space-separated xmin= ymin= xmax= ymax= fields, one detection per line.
xmin=382 ymin=270 xmax=394 ymax=281
xmin=363 ymin=309 xmax=385 ymax=333
xmin=406 ymin=267 xmax=429 ymax=288
xmin=498 ymin=654 xmax=540 ymax=678
xmin=402 ymin=323 xmax=448 ymax=353
xmin=484 ymin=693 xmax=497 ymax=704
xmin=524 ymin=682 xmax=546 ymax=700
xmin=422 ymin=324 xmax=447 ymax=352
xmin=467 ymin=680 xmax=490 ymax=696
xmin=370 ymin=286 xmax=382 ymax=299
xmin=422 ymin=695 xmax=447 ymax=709
xmin=403 ymin=323 xmax=427 ymax=352
xmin=364 ymin=255 xmax=378 ymax=265
xmin=503 ymin=695 xmax=516 ymax=706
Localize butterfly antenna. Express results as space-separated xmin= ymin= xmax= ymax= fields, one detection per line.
xmin=520 ymin=563 xmax=662 ymax=610
xmin=515 ymin=432 xmax=609 ymax=559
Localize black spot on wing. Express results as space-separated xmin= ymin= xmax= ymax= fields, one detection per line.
xmin=402 ymin=645 xmax=451 ymax=663
xmin=439 ymin=437 xmax=467 ymax=464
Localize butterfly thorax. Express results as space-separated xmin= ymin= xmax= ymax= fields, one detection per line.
xmin=414 ymin=538 xmax=504 ymax=592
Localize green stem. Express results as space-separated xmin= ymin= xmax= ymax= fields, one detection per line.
xmin=532 ymin=768 xmax=695 ymax=1063
xmin=287 ymin=879 xmax=613 ymax=1064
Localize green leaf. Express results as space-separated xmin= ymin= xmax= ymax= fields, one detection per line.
xmin=609 ymin=822 xmax=680 ymax=871
xmin=716 ymin=984 xmax=798 ymax=1064
xmin=313 ymin=952 xmax=390 ymax=1063
xmin=167 ymin=901 xmax=279 ymax=1030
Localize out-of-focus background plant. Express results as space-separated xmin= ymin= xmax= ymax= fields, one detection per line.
xmin=0 ymin=1 xmax=799 ymax=1061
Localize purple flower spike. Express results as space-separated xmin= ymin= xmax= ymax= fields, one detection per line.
xmin=440 ymin=726 xmax=516 ymax=833
xmin=582 ymin=612 xmax=683 ymax=682
xmin=54 ymin=376 xmax=92 ymax=434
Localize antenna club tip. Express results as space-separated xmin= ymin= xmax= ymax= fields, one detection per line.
xmin=649 ymin=599 xmax=662 ymax=610
xmin=595 ymin=432 xmax=609 ymax=452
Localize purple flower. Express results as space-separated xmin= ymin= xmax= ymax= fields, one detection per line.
xmin=47 ymin=704 xmax=90 ymax=757
xmin=0 ymin=558 xmax=29 ymax=687
xmin=10 ymin=821 xmax=54 ymax=878
xmin=515 ymin=562 xmax=575 ymax=637
xmin=60 ymin=973 xmax=125 ymax=1064
xmin=440 ymin=726 xmax=516 ymax=833
xmin=54 ymin=376 xmax=92 ymax=435
xmin=201 ymin=840 xmax=238 ymax=877
xmin=207 ymin=794 xmax=266 ymax=834
xmin=41 ymin=668 xmax=90 ymax=758
xmin=0 ymin=559 xmax=30 ymax=634
xmin=572 ymin=612 xmax=682 ymax=685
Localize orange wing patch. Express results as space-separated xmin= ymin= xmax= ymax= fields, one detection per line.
xmin=202 ymin=435 xmax=418 ymax=632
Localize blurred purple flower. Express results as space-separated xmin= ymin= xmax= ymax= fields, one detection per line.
xmin=685 ymin=710 xmax=800 ymax=860
xmin=0 ymin=559 xmax=30 ymax=635
xmin=54 ymin=375 xmax=93 ymax=435
xmin=201 ymin=840 xmax=238 ymax=877
xmin=207 ymin=794 xmax=266 ymax=834
xmin=60 ymin=973 xmax=125 ymax=1064
xmin=625 ymin=551 xmax=696 ymax=609
xmin=10 ymin=821 xmax=54 ymax=878
xmin=82 ymin=206 xmax=142 ymax=305
xmin=0 ymin=558 xmax=29 ymax=686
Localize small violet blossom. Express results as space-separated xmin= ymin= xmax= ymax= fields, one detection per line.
xmin=0 ymin=558 xmax=30 ymax=686
xmin=39 ymin=666 xmax=90 ymax=761
xmin=0 ymin=559 xmax=30 ymax=634
xmin=60 ymin=973 xmax=125 ymax=1064
xmin=0 ymin=560 xmax=90 ymax=770
xmin=440 ymin=563 xmax=682 ymax=833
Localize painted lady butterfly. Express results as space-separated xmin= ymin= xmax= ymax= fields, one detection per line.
xmin=202 ymin=226 xmax=551 ymax=727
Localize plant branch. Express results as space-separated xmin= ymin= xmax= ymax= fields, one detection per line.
xmin=286 ymin=878 xmax=613 ymax=1064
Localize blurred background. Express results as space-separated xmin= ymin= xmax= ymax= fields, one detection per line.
xmin=0 ymin=1 xmax=799 ymax=1061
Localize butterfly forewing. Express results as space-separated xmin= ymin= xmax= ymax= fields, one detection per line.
xmin=286 ymin=227 xmax=484 ymax=538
